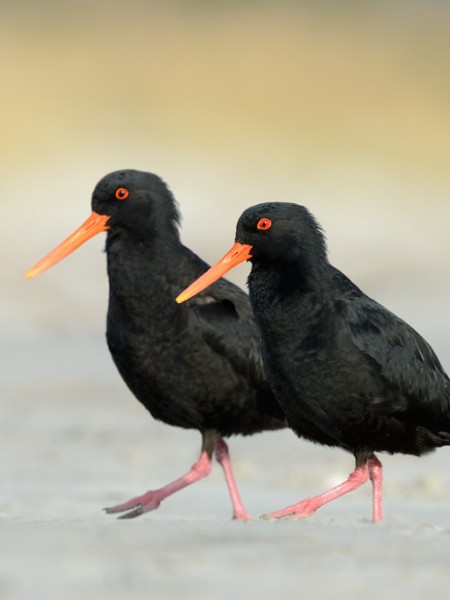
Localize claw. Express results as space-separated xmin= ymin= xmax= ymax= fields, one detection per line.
xmin=117 ymin=506 xmax=145 ymax=520
xmin=104 ymin=499 xmax=143 ymax=514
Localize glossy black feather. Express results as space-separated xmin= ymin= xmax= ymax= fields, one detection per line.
xmin=235 ymin=202 xmax=450 ymax=465
xmin=93 ymin=171 xmax=284 ymax=438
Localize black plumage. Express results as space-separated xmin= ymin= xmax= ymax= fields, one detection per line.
xmin=26 ymin=171 xmax=285 ymax=519
xmin=177 ymin=201 xmax=450 ymax=522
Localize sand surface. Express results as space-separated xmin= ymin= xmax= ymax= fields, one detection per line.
xmin=3 ymin=334 xmax=450 ymax=600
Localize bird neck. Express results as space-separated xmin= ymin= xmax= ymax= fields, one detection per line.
xmin=249 ymin=253 xmax=330 ymax=300
xmin=248 ymin=258 xmax=333 ymax=342
xmin=105 ymin=226 xmax=186 ymax=318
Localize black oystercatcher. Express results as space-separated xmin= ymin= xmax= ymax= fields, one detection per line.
xmin=177 ymin=202 xmax=450 ymax=522
xmin=26 ymin=171 xmax=285 ymax=520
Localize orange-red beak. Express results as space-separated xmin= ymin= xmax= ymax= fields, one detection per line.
xmin=25 ymin=211 xmax=110 ymax=279
xmin=176 ymin=241 xmax=253 ymax=303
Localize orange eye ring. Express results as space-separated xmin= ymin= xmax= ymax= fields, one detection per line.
xmin=257 ymin=218 xmax=272 ymax=231
xmin=115 ymin=187 xmax=129 ymax=200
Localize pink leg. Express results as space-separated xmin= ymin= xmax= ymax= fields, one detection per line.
xmin=105 ymin=449 xmax=212 ymax=519
xmin=214 ymin=439 xmax=253 ymax=521
xmin=368 ymin=454 xmax=383 ymax=523
xmin=261 ymin=462 xmax=370 ymax=520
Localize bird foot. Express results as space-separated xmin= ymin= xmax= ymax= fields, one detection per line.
xmin=232 ymin=509 xmax=253 ymax=521
xmin=104 ymin=491 xmax=161 ymax=519
xmin=260 ymin=499 xmax=318 ymax=520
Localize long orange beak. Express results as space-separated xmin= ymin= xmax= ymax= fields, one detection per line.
xmin=25 ymin=211 xmax=110 ymax=279
xmin=176 ymin=241 xmax=253 ymax=303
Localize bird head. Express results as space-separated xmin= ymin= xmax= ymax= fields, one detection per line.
xmin=25 ymin=169 xmax=179 ymax=279
xmin=176 ymin=202 xmax=326 ymax=303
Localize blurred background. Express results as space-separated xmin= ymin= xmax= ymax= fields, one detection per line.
xmin=2 ymin=1 xmax=450 ymax=598
xmin=3 ymin=0 xmax=450 ymax=343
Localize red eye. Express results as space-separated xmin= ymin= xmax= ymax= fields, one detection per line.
xmin=257 ymin=218 xmax=272 ymax=231
xmin=115 ymin=187 xmax=129 ymax=200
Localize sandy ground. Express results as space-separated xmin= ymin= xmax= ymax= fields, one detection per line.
xmin=3 ymin=336 xmax=450 ymax=600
